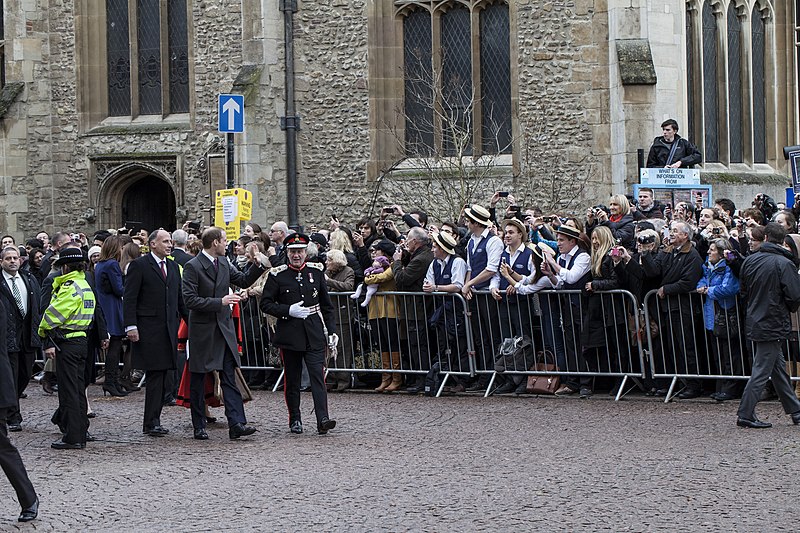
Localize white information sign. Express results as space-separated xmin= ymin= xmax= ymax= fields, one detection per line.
xmin=639 ymin=168 xmax=701 ymax=186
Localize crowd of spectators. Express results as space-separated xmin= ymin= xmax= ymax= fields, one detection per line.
xmin=5 ymin=186 xmax=800 ymax=422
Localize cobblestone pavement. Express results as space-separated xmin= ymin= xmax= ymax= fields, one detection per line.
xmin=0 ymin=385 xmax=798 ymax=531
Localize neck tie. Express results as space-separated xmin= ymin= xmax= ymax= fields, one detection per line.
xmin=160 ymin=260 xmax=167 ymax=280
xmin=213 ymin=257 xmax=219 ymax=272
xmin=10 ymin=276 xmax=25 ymax=316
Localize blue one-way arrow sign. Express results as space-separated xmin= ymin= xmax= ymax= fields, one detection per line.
xmin=218 ymin=94 xmax=244 ymax=133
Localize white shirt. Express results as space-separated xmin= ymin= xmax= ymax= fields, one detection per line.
xmin=201 ymin=250 xmax=217 ymax=265
xmin=515 ymin=275 xmax=555 ymax=295
xmin=466 ymin=228 xmax=503 ymax=274
xmin=554 ymin=245 xmax=591 ymax=288
xmin=490 ymin=245 xmax=535 ymax=290
xmin=151 ymin=252 xmax=169 ymax=274
xmin=425 ymin=255 xmax=467 ymax=290
xmin=2 ymin=270 xmax=27 ymax=316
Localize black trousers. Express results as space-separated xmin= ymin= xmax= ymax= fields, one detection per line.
xmin=190 ymin=346 xmax=245 ymax=431
xmin=0 ymin=416 xmax=36 ymax=509
xmin=469 ymin=293 xmax=500 ymax=372
xmin=164 ymin=349 xmax=186 ymax=403
xmin=7 ymin=350 xmax=34 ymax=425
xmin=282 ymin=346 xmax=329 ymax=426
xmin=143 ymin=369 xmax=166 ymax=431
xmin=54 ymin=338 xmax=89 ymax=445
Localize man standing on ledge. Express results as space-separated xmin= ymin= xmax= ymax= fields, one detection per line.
xmin=646 ymin=118 xmax=702 ymax=168
xmin=182 ymin=227 xmax=269 ymax=440
xmin=261 ymin=233 xmax=337 ymax=435
xmin=736 ymin=223 xmax=800 ymax=428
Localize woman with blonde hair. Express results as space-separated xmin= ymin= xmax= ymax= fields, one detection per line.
xmin=579 ymin=225 xmax=628 ymax=398
xmin=328 ymin=229 xmax=363 ymax=282
xmin=586 ymin=194 xmax=635 ymax=250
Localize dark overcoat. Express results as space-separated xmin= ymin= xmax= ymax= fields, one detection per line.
xmin=0 ymin=305 xmax=16 ymax=410
xmin=0 ymin=270 xmax=43 ymax=352
xmin=181 ymin=253 xmax=264 ymax=373
xmin=123 ymin=254 xmax=184 ymax=371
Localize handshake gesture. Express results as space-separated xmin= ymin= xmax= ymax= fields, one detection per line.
xmin=289 ymin=301 xmax=313 ymax=319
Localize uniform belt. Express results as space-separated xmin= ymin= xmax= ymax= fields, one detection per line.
xmin=307 ymin=304 xmax=321 ymax=313
xmin=64 ymin=331 xmax=87 ymax=339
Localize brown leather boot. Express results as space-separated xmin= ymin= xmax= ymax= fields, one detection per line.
xmin=384 ymin=352 xmax=403 ymax=392
xmin=374 ymin=352 xmax=392 ymax=392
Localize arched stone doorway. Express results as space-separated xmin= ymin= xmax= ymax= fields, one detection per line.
xmin=121 ymin=175 xmax=177 ymax=232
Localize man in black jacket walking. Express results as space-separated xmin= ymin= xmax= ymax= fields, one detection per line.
xmin=736 ymin=223 xmax=800 ymax=428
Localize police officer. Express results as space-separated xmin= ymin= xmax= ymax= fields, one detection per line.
xmin=260 ymin=233 xmax=338 ymax=435
xmin=38 ymin=247 xmax=96 ymax=450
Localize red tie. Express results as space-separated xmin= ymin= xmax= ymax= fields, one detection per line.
xmin=160 ymin=260 xmax=167 ymax=280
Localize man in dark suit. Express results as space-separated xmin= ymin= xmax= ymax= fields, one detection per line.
xmin=181 ymin=227 xmax=268 ymax=440
xmin=124 ymin=230 xmax=185 ymax=437
xmin=261 ymin=233 xmax=337 ymax=435
xmin=0 ymin=303 xmax=38 ymax=522
xmin=0 ymin=247 xmax=43 ymax=431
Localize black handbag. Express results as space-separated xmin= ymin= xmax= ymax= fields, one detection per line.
xmin=713 ymin=304 xmax=739 ymax=339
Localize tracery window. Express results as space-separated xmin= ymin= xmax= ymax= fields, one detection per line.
xmin=686 ymin=0 xmax=773 ymax=166
xmin=106 ymin=0 xmax=189 ymax=117
xmin=399 ymin=0 xmax=511 ymax=157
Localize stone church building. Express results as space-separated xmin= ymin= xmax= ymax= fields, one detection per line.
xmin=0 ymin=0 xmax=798 ymax=237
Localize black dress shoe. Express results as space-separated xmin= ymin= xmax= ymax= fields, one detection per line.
xmin=8 ymin=423 xmax=22 ymax=432
xmin=290 ymin=420 xmax=303 ymax=434
xmin=18 ymin=498 xmax=38 ymax=522
xmin=87 ymin=412 xmax=97 ymax=419
xmin=229 ymin=423 xmax=257 ymax=439
xmin=737 ymin=417 xmax=772 ymax=429
xmin=678 ymin=389 xmax=702 ymax=400
xmin=143 ymin=426 xmax=169 ymax=437
xmin=791 ymin=411 xmax=800 ymax=425
xmin=714 ymin=392 xmax=734 ymax=402
xmin=318 ymin=418 xmax=336 ymax=435
xmin=51 ymin=440 xmax=84 ymax=450
xmin=193 ymin=429 xmax=209 ymax=440
xmin=85 ymin=432 xmax=96 ymax=442
xmin=494 ymin=382 xmax=516 ymax=395
xmin=162 ymin=399 xmax=177 ymax=407
xmin=579 ymin=387 xmax=593 ymax=399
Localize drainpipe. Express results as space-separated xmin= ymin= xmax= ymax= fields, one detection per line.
xmin=280 ymin=0 xmax=300 ymax=230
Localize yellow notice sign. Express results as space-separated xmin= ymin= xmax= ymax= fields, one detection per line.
xmin=214 ymin=188 xmax=252 ymax=240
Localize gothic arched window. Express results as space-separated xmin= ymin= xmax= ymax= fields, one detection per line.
xmin=751 ymin=5 xmax=766 ymax=164
xmin=727 ymin=3 xmax=743 ymax=163
xmin=702 ymin=1 xmax=719 ymax=163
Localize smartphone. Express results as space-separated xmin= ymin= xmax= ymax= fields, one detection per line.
xmin=188 ymin=221 xmax=201 ymax=230
xmin=382 ymin=207 xmax=394 ymax=214
xmin=543 ymin=216 xmax=553 ymax=223
xmin=498 ymin=191 xmax=509 ymax=197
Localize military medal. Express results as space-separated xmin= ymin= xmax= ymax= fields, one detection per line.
xmin=296 ymin=271 xmax=302 ymax=283
xmin=309 ymin=272 xmax=314 ymax=284
xmin=313 ymin=288 xmax=318 ymax=299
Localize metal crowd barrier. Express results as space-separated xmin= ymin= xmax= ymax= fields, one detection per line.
xmin=471 ymin=289 xmax=647 ymax=401
xmin=643 ymin=289 xmax=800 ymax=402
xmin=238 ymin=290 xmax=476 ymax=397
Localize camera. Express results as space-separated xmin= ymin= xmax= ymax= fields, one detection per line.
xmin=498 ymin=191 xmax=509 ymax=197
xmin=609 ymin=248 xmax=620 ymax=258
xmin=637 ymin=234 xmax=656 ymax=245
xmin=711 ymin=227 xmax=722 ymax=236
xmin=382 ymin=207 xmax=394 ymax=214
xmin=187 ymin=221 xmax=201 ymax=230
xmin=543 ymin=216 xmax=553 ymax=223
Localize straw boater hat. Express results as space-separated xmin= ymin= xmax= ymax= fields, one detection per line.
xmin=554 ymin=225 xmax=581 ymax=241
xmin=432 ymin=232 xmax=457 ymax=256
xmin=464 ymin=204 xmax=492 ymax=226
xmin=525 ymin=242 xmax=545 ymax=263
xmin=285 ymin=233 xmax=310 ymax=249
xmin=501 ymin=218 xmax=529 ymax=243
xmin=537 ymin=242 xmax=557 ymax=257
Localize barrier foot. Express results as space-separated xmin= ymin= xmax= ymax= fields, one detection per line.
xmin=138 ymin=372 xmax=146 ymax=389
xmin=614 ymin=375 xmax=628 ymax=402
xmin=664 ymin=376 xmax=678 ymax=403
xmin=272 ymin=370 xmax=285 ymax=393
xmin=436 ymin=373 xmax=451 ymax=398
xmin=484 ymin=373 xmax=498 ymax=398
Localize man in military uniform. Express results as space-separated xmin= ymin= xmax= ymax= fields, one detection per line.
xmin=38 ymin=247 xmax=98 ymax=450
xmin=260 ymin=233 xmax=338 ymax=435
